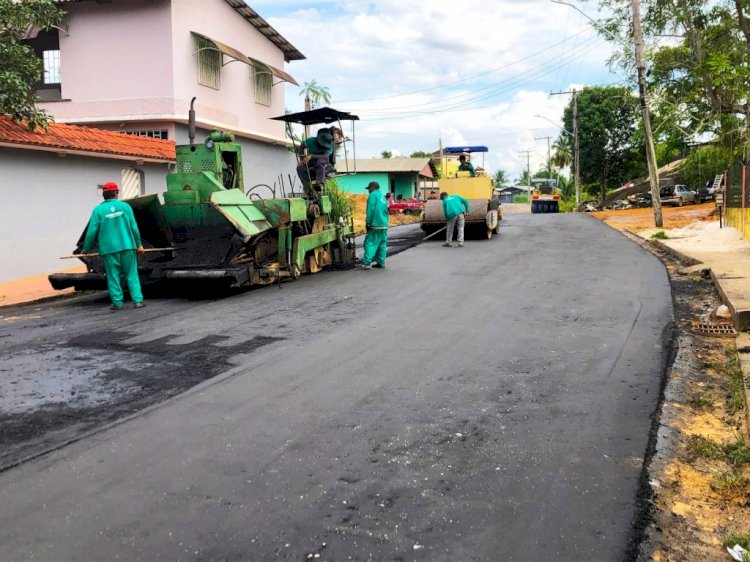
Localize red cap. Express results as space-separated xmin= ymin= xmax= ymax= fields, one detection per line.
xmin=98 ymin=181 xmax=119 ymax=192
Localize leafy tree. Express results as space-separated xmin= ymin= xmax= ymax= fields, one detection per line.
xmin=299 ymin=79 xmax=331 ymax=109
xmin=410 ymin=150 xmax=432 ymax=158
xmin=561 ymin=85 xmax=642 ymax=205
xmin=596 ymin=0 xmax=750 ymax=151
xmin=0 ymin=0 xmax=63 ymax=130
xmin=494 ymin=169 xmax=508 ymax=186
xmin=380 ymin=150 xmax=393 ymax=159
xmin=678 ymin=145 xmax=737 ymax=190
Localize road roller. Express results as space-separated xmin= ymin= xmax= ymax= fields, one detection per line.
xmin=420 ymin=146 xmax=502 ymax=240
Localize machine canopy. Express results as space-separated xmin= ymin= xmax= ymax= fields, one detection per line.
xmin=272 ymin=107 xmax=360 ymax=125
xmin=444 ymin=146 xmax=489 ymax=154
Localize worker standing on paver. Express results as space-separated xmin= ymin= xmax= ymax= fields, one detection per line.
xmin=441 ymin=192 xmax=471 ymax=247
xmin=81 ymin=181 xmax=145 ymax=310
xmin=356 ymin=181 xmax=389 ymax=269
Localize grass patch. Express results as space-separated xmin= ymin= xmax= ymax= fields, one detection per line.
xmin=710 ymin=470 xmax=749 ymax=493
xmin=699 ymin=349 xmax=747 ymax=414
xmin=689 ymin=393 xmax=714 ymax=409
xmin=686 ymin=435 xmax=724 ymax=460
xmin=651 ymin=230 xmax=669 ymax=239
xmin=724 ymin=437 xmax=750 ymax=467
xmin=725 ymin=530 xmax=750 ymax=552
xmin=512 ymin=194 xmax=529 ymax=204
xmin=725 ymin=351 xmax=747 ymax=414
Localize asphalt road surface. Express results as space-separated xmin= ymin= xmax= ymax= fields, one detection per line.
xmin=0 ymin=212 xmax=672 ymax=561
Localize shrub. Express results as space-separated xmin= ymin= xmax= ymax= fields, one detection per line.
xmin=325 ymin=178 xmax=355 ymax=222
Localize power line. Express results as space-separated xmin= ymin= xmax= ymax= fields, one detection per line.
xmin=353 ymin=39 xmax=609 ymax=120
xmin=337 ymin=27 xmax=596 ymax=104
xmin=351 ymin=36 xmax=603 ymax=115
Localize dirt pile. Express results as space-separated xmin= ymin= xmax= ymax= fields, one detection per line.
xmin=351 ymin=194 xmax=421 ymax=233
xmin=591 ymin=202 xmax=718 ymax=232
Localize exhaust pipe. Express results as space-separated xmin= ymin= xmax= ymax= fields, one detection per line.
xmin=189 ymin=97 xmax=196 ymax=145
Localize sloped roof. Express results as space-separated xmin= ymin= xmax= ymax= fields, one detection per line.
xmin=348 ymin=158 xmax=436 ymax=178
xmin=0 ymin=117 xmax=175 ymax=162
xmin=55 ymin=0 xmax=305 ymax=61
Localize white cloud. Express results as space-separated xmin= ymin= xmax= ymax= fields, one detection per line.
xmin=265 ymin=0 xmax=619 ymax=180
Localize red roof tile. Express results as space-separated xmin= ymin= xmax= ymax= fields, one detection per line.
xmin=0 ymin=117 xmax=176 ymax=161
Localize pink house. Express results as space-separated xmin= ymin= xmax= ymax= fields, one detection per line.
xmin=25 ymin=0 xmax=304 ymax=194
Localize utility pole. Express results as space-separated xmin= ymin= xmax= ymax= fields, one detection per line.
xmin=535 ymin=135 xmax=554 ymax=177
xmin=519 ymin=150 xmax=532 ymax=194
xmin=573 ymin=90 xmax=580 ymax=208
xmin=550 ymin=89 xmax=581 ymax=209
xmin=631 ymin=0 xmax=663 ymax=227
xmin=304 ymin=93 xmax=311 ymax=139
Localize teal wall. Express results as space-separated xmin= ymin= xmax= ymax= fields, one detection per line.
xmin=337 ymin=172 xmax=389 ymax=194
xmin=393 ymin=175 xmax=417 ymax=200
xmin=337 ymin=172 xmax=420 ymax=199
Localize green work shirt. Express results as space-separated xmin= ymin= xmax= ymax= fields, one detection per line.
xmin=442 ymin=194 xmax=471 ymax=220
xmin=82 ymin=199 xmax=142 ymax=255
xmin=458 ymin=162 xmax=476 ymax=176
xmin=366 ymin=189 xmax=389 ymax=228
xmin=303 ymin=136 xmax=333 ymax=156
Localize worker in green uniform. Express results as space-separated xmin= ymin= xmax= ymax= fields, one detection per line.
xmin=457 ymin=154 xmax=476 ymax=177
xmin=356 ymin=181 xmax=389 ymax=269
xmin=441 ymin=192 xmax=471 ymax=247
xmin=81 ymin=181 xmax=145 ymax=310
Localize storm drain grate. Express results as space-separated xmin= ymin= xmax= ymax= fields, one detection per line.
xmin=691 ymin=321 xmax=738 ymax=337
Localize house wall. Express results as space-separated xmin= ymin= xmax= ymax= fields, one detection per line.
xmin=0 ymin=148 xmax=169 ymax=283
xmin=41 ymin=0 xmax=175 ymax=119
xmin=393 ymin=174 xmax=417 ymax=200
xmin=336 ymin=173 xmax=389 ymax=195
xmin=40 ymin=0 xmax=291 ymax=144
xmin=170 ymin=0 xmax=288 ymax=140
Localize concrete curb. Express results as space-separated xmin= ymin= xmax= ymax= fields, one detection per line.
xmin=649 ymin=238 xmax=701 ymax=267
xmin=649 ymin=238 xmax=750 ymax=331
xmin=735 ymin=334 xmax=750 ymax=439
xmin=647 ymin=238 xmax=750 ymax=437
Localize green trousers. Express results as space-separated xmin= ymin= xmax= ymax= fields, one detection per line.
xmin=103 ymin=250 xmax=143 ymax=306
xmin=362 ymin=228 xmax=388 ymax=267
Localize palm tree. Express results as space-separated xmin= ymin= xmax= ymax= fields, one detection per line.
xmin=299 ymin=79 xmax=332 ymax=109
xmin=552 ymin=136 xmax=573 ymax=170
xmin=381 ymin=150 xmax=393 ymax=159
xmin=494 ymin=169 xmax=508 ymax=186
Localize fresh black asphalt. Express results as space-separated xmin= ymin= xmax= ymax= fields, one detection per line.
xmin=0 ymin=212 xmax=673 ymax=560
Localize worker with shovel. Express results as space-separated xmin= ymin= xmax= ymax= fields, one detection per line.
xmin=81 ymin=181 xmax=145 ymax=310
xmin=440 ymin=192 xmax=471 ymax=247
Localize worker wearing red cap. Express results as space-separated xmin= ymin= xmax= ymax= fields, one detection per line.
xmin=82 ymin=181 xmax=145 ymax=310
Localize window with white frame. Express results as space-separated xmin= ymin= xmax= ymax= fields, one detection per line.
xmin=42 ymin=50 xmax=60 ymax=84
xmin=253 ymin=64 xmax=272 ymax=106
xmin=121 ymin=168 xmax=145 ymax=199
xmin=193 ymin=35 xmax=221 ymax=89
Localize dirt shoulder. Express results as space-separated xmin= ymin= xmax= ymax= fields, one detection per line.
xmin=590 ymin=204 xmax=750 ymax=560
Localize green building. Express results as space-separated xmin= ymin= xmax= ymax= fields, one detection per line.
xmin=335 ymin=158 xmax=437 ymax=200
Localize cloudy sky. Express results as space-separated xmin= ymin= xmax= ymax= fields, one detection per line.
xmin=257 ymin=0 xmax=623 ymax=182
